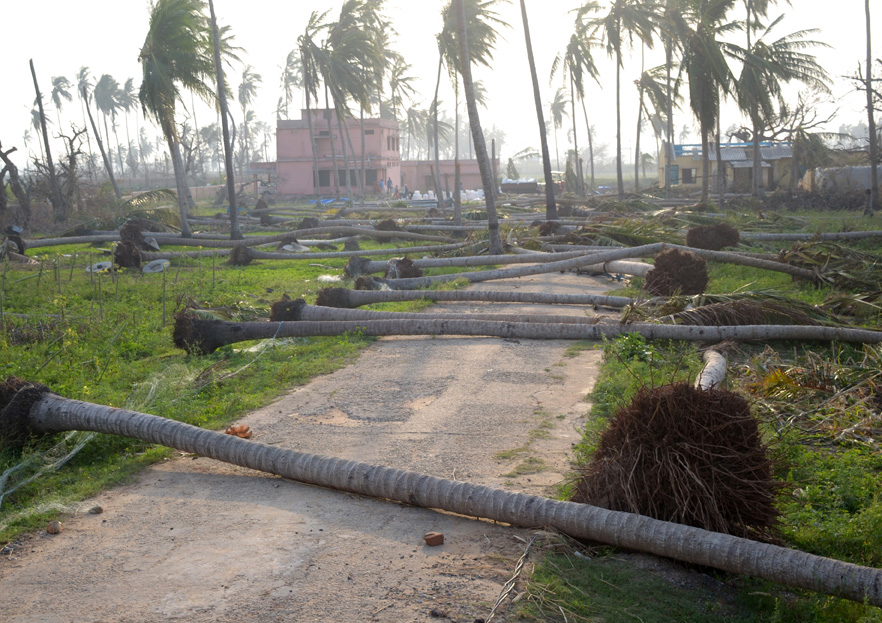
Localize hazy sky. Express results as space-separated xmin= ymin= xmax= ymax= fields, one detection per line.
xmin=1 ymin=0 xmax=876 ymax=171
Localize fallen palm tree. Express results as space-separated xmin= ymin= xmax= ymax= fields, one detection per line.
xmin=314 ymin=287 xmax=638 ymax=309
xmin=379 ymin=243 xmax=667 ymax=289
xmin=24 ymin=226 xmax=453 ymax=252
xmin=741 ymin=230 xmax=882 ymax=242
xmin=269 ymin=298 xmax=610 ymax=325
xmin=172 ymin=313 xmax=882 ymax=355
xmin=0 ymin=377 xmax=878 ymax=606
xmin=343 ymin=249 xmax=604 ymax=277
xmin=140 ymin=240 xmax=480 ymax=262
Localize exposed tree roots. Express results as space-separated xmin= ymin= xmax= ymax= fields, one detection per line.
xmin=572 ymin=382 xmax=782 ymax=542
xmin=644 ymin=248 xmax=708 ymax=296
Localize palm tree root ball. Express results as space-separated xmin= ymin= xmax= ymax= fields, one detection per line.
xmin=644 ymin=248 xmax=708 ymax=295
xmin=572 ymin=382 xmax=782 ymax=542
xmin=685 ymin=223 xmax=740 ymax=251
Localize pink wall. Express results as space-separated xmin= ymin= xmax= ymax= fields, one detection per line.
xmin=399 ymin=160 xmax=496 ymax=196
xmin=276 ymin=109 xmax=401 ymax=197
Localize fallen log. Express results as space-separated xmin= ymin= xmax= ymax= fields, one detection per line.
xmin=0 ymin=378 xmax=879 ymax=607
xmin=314 ymin=288 xmax=637 ymax=309
xmin=172 ymin=313 xmax=882 ymax=355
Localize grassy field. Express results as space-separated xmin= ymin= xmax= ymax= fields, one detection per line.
xmin=516 ymin=204 xmax=882 ymax=622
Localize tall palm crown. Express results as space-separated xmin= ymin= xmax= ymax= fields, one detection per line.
xmin=50 ymin=77 xmax=73 ymax=113
xmin=94 ymin=74 xmax=120 ymax=120
xmin=138 ymin=0 xmax=216 ymax=141
xmin=438 ymin=0 xmax=507 ymax=77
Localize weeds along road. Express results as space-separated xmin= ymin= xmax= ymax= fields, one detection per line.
xmin=0 ymin=269 xmax=607 ymax=623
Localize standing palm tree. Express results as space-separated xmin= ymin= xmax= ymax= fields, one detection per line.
xmin=454 ymin=0 xmax=504 ymax=254
xmin=438 ymin=0 xmax=507 ymax=209
xmin=867 ymin=0 xmax=879 ymax=215
xmin=296 ymin=11 xmax=330 ymax=196
xmin=674 ymin=0 xmax=737 ymax=202
xmin=551 ymin=19 xmax=601 ymax=195
xmin=730 ymin=15 xmax=830 ymax=197
xmin=237 ymin=65 xmax=262 ymax=175
xmin=94 ymin=74 xmax=120 ymax=176
xmin=550 ymin=86 xmax=570 ymax=171
xmin=139 ymin=0 xmax=217 ymax=238
xmin=585 ymin=0 xmax=657 ymax=198
xmin=519 ymin=0 xmax=557 ymax=220
xmin=50 ymin=76 xmax=73 ymax=130
xmin=76 ymin=68 xmax=96 ymax=179
xmin=117 ymin=78 xmax=140 ymax=176
xmin=207 ymin=0 xmax=243 ymax=239
xmin=634 ymin=64 xmax=669 ymax=191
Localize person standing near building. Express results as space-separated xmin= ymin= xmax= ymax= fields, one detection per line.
xmin=379 ymin=178 xmax=385 ymax=195
xmin=387 ymin=177 xmax=393 ymax=194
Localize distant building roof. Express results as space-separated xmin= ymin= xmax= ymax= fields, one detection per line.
xmin=672 ymin=142 xmax=792 ymax=161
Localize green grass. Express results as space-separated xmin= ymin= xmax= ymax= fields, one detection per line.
xmin=0 ymin=236 xmax=449 ymax=541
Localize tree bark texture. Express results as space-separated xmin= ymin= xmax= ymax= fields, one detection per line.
xmin=4 ymin=385 xmax=880 ymax=607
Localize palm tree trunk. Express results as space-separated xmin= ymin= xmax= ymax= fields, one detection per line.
xmin=304 ymin=80 xmax=319 ymax=197
xmin=82 ymin=88 xmax=121 ymax=200
xmin=866 ymin=0 xmax=878 ymax=215
xmin=208 ymin=0 xmax=242 ymax=239
xmin=716 ymin=102 xmax=725 ymax=206
xmin=334 ymin=108 xmax=354 ymax=204
xmin=174 ymin=314 xmax=882 ymax=356
xmin=359 ymin=107 xmax=367 ymax=209
xmin=665 ymin=37 xmax=674 ymax=199
xmin=29 ymin=60 xmax=64 ymax=220
xmin=454 ymin=88 xmax=463 ymax=226
xmin=3 ymin=381 xmax=880 ymax=606
xmin=569 ymin=75 xmax=582 ymax=196
xmin=432 ymin=54 xmax=444 ymax=205
xmin=581 ymin=98 xmax=595 ymax=191
xmin=316 ymin=287 xmax=636 ymax=309
xmin=752 ymin=115 xmax=764 ymax=197
xmin=635 ymin=87 xmax=644 ymax=193
xmin=700 ymin=121 xmax=711 ymax=203
xmin=325 ymin=86 xmax=340 ymax=199
xmin=615 ymin=48 xmax=625 ymax=199
xmin=695 ymin=349 xmax=727 ymax=390
xmin=455 ymin=0 xmax=503 ymax=255
xmin=347 ymin=249 xmax=609 ymax=275
xmin=163 ymin=120 xmax=193 ymax=238
xmin=520 ymin=0 xmax=557 ymax=220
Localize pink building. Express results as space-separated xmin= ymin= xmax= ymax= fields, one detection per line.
xmin=276 ymin=109 xmax=401 ymax=196
xmin=275 ymin=109 xmax=495 ymax=198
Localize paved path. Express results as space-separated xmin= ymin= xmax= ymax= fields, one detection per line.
xmin=0 ymin=269 xmax=610 ymax=623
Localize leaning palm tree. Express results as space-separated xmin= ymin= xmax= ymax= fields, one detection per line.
xmin=729 ymin=15 xmax=830 ymax=197
xmin=584 ymin=0 xmax=657 ymax=199
xmin=867 ymin=0 xmax=879 ymax=214
xmin=93 ymin=74 xmax=120 ymax=176
xmin=139 ymin=0 xmax=217 ymax=238
xmin=237 ymin=65 xmax=262 ymax=175
xmin=296 ymin=11 xmax=330 ymax=196
xmin=519 ymin=0 xmax=557 ymax=220
xmin=673 ymin=0 xmax=738 ymax=202
xmin=75 ymin=67 xmax=96 ymax=179
xmin=634 ymin=64 xmax=670 ymax=191
xmin=550 ymin=86 xmax=570 ymax=171
xmin=50 ymin=76 xmax=73 ymax=130
xmin=3 ymin=378 xmax=881 ymax=606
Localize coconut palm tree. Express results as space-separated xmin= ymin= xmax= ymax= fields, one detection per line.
xmin=550 ymin=86 xmax=570 ymax=171
xmin=583 ymin=0 xmax=657 ymax=199
xmin=729 ymin=15 xmax=830 ymax=197
xmin=296 ymin=11 xmax=329 ymax=196
xmin=50 ymin=76 xmax=73 ymax=130
xmin=116 ymin=78 xmax=140 ymax=176
xmin=30 ymin=61 xmax=64 ymax=220
xmin=139 ymin=0 xmax=218 ymax=238
xmin=673 ymin=0 xmax=738 ymax=202
xmin=867 ymin=0 xmax=879 ymax=214
xmin=519 ymin=0 xmax=557 ymax=220
xmin=438 ymin=0 xmax=507 ymax=223
xmin=75 ymin=67 xmax=96 ymax=179
xmin=237 ymin=65 xmax=262 ymax=175
xmin=634 ymin=64 xmax=669 ymax=191
xmin=551 ymin=21 xmax=601 ymax=194
xmin=81 ymin=86 xmax=121 ymax=198
xmin=4 ymin=378 xmax=881 ymax=606
xmin=93 ymin=74 xmax=120 ymax=176
xmin=658 ymin=0 xmax=686 ymax=198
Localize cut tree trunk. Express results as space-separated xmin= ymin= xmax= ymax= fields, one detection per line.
xmin=695 ymin=349 xmax=727 ymax=390
xmin=1 ymin=379 xmax=879 ymax=607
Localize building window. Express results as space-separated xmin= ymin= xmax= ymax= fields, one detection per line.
xmin=318 ymin=130 xmax=330 ymax=137
xmin=364 ymin=129 xmax=375 ymax=135
xmin=338 ymin=169 xmax=357 ymax=186
xmin=318 ymin=170 xmax=331 ymax=187
xmin=682 ymin=168 xmax=695 ymax=184
xmin=365 ymin=169 xmax=378 ymax=185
